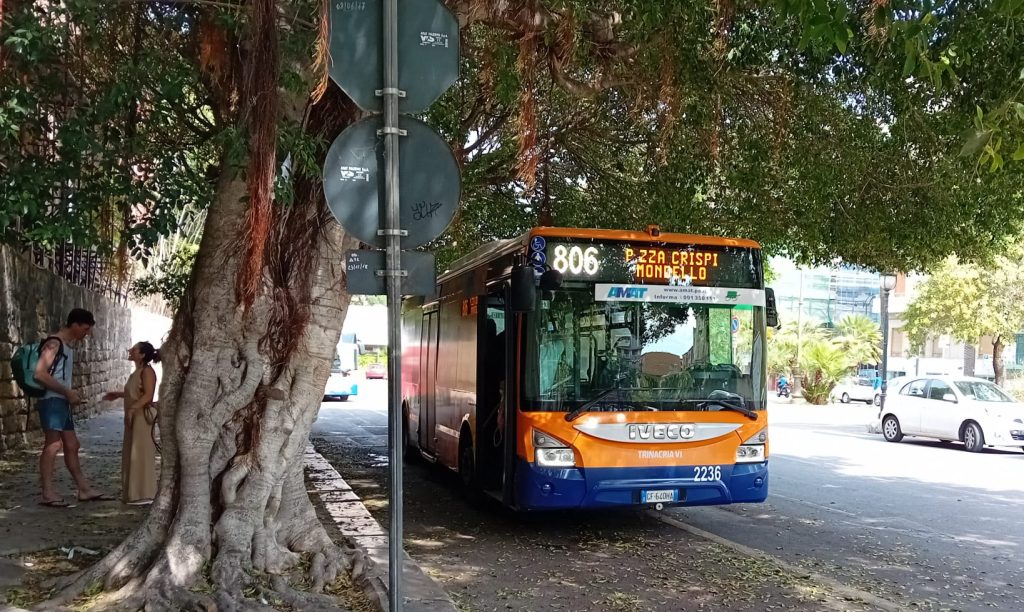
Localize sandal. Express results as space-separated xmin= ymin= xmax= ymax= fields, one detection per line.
xmin=78 ymin=493 xmax=116 ymax=502
xmin=39 ymin=499 xmax=71 ymax=508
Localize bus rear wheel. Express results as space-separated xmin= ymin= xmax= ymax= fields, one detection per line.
xmin=459 ymin=437 xmax=476 ymax=489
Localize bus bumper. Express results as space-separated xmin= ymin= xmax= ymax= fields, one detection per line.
xmin=515 ymin=460 xmax=769 ymax=510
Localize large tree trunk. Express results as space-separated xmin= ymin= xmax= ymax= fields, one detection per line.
xmin=43 ymin=89 xmax=362 ymax=611
xmin=993 ymin=335 xmax=1005 ymax=386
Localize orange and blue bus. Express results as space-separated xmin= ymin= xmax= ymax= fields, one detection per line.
xmin=402 ymin=226 xmax=776 ymax=510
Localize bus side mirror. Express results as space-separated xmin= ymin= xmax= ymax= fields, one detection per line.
xmin=511 ymin=265 xmax=536 ymax=312
xmin=765 ymin=288 xmax=780 ymax=329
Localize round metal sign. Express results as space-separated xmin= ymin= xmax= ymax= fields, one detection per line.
xmin=328 ymin=0 xmax=460 ymax=113
xmin=323 ymin=115 xmax=461 ymax=249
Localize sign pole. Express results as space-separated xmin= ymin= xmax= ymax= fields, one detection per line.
xmin=325 ymin=4 xmax=459 ymax=603
xmin=382 ymin=0 xmax=404 ymax=609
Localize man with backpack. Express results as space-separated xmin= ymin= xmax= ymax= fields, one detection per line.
xmin=32 ymin=308 xmax=110 ymax=507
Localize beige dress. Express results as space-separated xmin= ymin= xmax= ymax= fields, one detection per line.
xmin=121 ymin=368 xmax=157 ymax=502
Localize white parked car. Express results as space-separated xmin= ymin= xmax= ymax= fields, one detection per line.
xmin=880 ymin=375 xmax=1024 ymax=452
xmin=831 ymin=376 xmax=880 ymax=405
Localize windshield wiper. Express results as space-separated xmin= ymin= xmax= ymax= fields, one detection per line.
xmin=565 ymin=387 xmax=626 ymax=422
xmin=697 ymin=391 xmax=758 ymax=420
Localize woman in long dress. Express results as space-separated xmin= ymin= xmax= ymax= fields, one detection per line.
xmin=104 ymin=342 xmax=159 ymax=505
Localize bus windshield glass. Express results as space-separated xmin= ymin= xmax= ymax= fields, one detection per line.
xmin=521 ymin=240 xmax=765 ymax=412
xmin=522 ymin=287 xmax=766 ymax=412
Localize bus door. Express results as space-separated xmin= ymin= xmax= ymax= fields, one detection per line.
xmin=420 ymin=310 xmax=439 ymax=455
xmin=478 ymin=286 xmax=507 ymax=492
xmin=503 ymin=290 xmax=519 ymax=506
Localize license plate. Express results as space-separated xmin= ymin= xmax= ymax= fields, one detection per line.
xmin=641 ymin=489 xmax=678 ymax=504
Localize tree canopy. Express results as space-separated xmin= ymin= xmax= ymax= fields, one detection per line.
xmin=902 ymin=247 xmax=1024 ymax=384
xmin=5 ymin=1 xmax=1024 ymax=277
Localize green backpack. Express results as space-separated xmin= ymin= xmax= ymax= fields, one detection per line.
xmin=10 ymin=337 xmax=65 ymax=399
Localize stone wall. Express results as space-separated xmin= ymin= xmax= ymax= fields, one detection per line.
xmin=0 ymin=244 xmax=134 ymax=452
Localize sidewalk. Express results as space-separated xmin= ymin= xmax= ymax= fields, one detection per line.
xmin=0 ymin=407 xmax=454 ymax=611
xmin=0 ymin=409 xmax=147 ymax=557
xmin=0 ymin=409 xmax=147 ymax=606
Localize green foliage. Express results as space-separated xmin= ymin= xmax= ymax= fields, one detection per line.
xmin=800 ymin=339 xmax=853 ymax=405
xmin=0 ymin=3 xmax=218 ymax=255
xmin=834 ymin=314 xmax=882 ymax=366
xmin=131 ymin=243 xmax=198 ymax=309
xmin=359 ymin=350 xmax=387 ymax=369
xmin=778 ymin=1 xmax=1024 ymax=171
xmin=425 ymin=1 xmax=1024 ymax=274
xmin=709 ymin=308 xmax=734 ymax=365
xmin=903 ymin=248 xmax=1024 ymax=384
xmin=767 ymin=320 xmax=824 ymax=377
xmin=350 ymin=295 xmax=387 ymax=307
xmin=5 ymin=0 xmax=1024 ymax=310
xmin=770 ymin=315 xmax=869 ymax=402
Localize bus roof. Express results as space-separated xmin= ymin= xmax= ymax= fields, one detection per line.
xmin=530 ymin=227 xmax=761 ymax=249
xmin=439 ymin=227 xmax=761 ymax=282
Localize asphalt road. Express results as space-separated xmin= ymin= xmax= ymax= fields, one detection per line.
xmin=677 ymin=401 xmax=1024 ymax=611
xmin=312 ymin=383 xmax=1024 ymax=611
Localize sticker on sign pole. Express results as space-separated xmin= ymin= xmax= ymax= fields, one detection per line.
xmin=328 ymin=0 xmax=460 ymax=113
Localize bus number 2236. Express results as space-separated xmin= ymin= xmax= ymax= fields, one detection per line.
xmin=694 ymin=466 xmax=722 ymax=482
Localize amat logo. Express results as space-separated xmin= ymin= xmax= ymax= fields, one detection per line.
xmin=725 ymin=290 xmax=739 ymax=300
xmin=607 ymin=286 xmax=648 ymax=299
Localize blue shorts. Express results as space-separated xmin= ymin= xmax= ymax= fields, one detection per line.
xmin=37 ymin=397 xmax=75 ymax=432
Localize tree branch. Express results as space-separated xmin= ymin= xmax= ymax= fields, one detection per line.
xmin=548 ymin=56 xmax=631 ymax=98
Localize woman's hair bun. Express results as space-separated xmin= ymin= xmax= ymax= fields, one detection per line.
xmin=139 ymin=341 xmax=162 ymax=365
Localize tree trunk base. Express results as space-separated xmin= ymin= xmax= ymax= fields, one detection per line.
xmin=39 ymin=526 xmax=355 ymax=612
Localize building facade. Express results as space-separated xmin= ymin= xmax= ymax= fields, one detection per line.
xmin=770 ymin=258 xmax=1019 ymax=381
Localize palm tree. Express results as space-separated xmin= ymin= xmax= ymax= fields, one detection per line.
xmin=800 ymin=339 xmax=854 ymax=404
xmin=768 ymin=320 xmax=825 ymax=378
xmin=834 ymin=314 xmax=882 ymax=368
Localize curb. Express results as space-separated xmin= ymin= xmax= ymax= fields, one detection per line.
xmin=648 ymin=511 xmax=902 ymax=612
xmin=304 ymin=446 xmax=458 ymax=612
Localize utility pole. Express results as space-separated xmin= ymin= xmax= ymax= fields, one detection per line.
xmin=878 ymin=274 xmax=897 ymax=418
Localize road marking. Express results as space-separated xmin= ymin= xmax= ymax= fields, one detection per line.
xmin=649 ymin=510 xmax=902 ymax=612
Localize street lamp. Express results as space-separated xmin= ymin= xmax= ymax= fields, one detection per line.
xmin=878 ymin=273 xmax=898 ymax=416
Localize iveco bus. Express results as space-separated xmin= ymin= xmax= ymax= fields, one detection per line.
xmin=402 ymin=226 xmax=776 ymax=510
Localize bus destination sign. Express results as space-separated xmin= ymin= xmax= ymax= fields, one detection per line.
xmin=543 ymin=240 xmax=759 ymax=288
xmin=624 ymin=247 xmax=719 ymax=283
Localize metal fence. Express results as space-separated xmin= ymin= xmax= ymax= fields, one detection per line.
xmin=16 ymin=239 xmax=133 ymax=305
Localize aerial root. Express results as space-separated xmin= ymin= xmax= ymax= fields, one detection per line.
xmin=269 ymin=575 xmax=352 ymax=612
xmin=35 ymin=526 xmax=164 ymax=611
xmin=299 ymin=539 xmax=354 ymax=593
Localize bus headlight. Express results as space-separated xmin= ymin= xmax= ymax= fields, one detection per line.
xmin=536 ymin=448 xmax=576 ymax=467
xmin=736 ymin=445 xmax=765 ymax=462
xmin=736 ymin=428 xmax=767 ymax=463
xmin=533 ymin=429 xmax=576 ymax=467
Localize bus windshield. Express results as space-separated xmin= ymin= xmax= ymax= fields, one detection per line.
xmin=522 ymin=284 xmax=766 ymax=412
